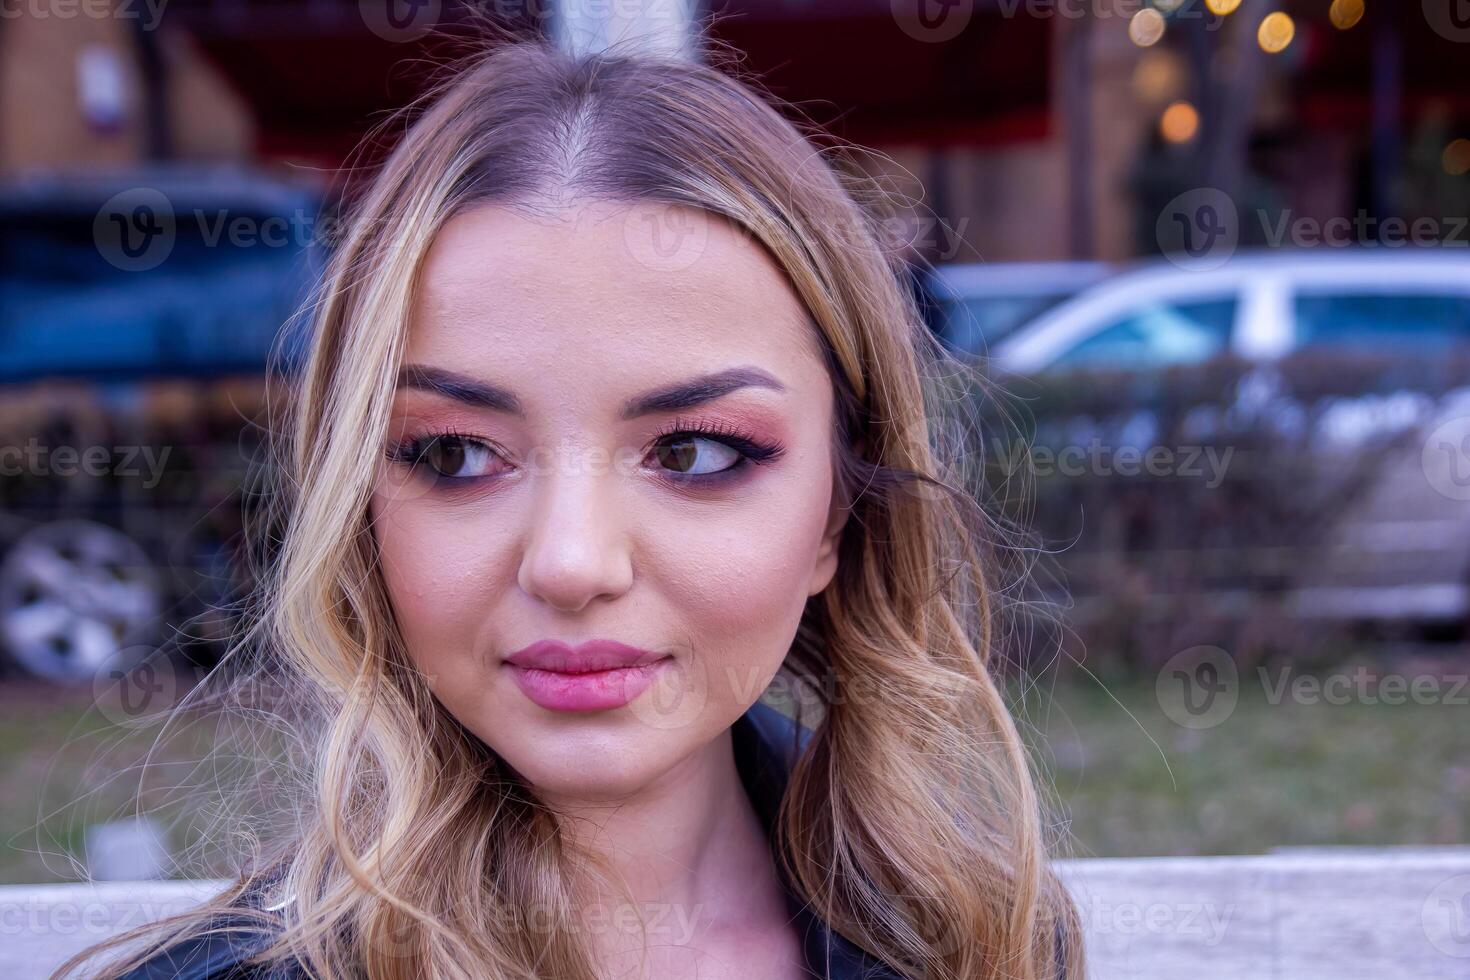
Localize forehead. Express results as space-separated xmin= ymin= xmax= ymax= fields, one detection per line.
xmin=406 ymin=201 xmax=829 ymax=401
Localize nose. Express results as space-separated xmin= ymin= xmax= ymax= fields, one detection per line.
xmin=517 ymin=457 xmax=634 ymax=613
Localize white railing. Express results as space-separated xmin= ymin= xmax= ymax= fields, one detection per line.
xmin=4 ymin=851 xmax=1469 ymax=978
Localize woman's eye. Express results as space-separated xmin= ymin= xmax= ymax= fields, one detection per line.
xmin=651 ymin=434 xmax=744 ymax=476
xmin=405 ymin=435 xmax=503 ymax=480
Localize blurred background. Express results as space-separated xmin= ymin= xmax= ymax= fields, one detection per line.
xmin=1 ymin=0 xmax=1467 ymax=883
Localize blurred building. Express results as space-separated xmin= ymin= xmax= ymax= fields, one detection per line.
xmin=0 ymin=5 xmax=253 ymax=170
xmin=1 ymin=0 xmax=1466 ymax=262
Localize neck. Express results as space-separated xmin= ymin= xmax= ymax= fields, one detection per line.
xmin=539 ymin=725 xmax=792 ymax=967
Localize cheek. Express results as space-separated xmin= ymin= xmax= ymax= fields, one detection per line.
xmin=370 ymin=492 xmax=513 ymax=671
xmin=645 ymin=462 xmax=834 ymax=694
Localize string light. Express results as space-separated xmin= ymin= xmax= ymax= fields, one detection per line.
xmin=1257 ymin=12 xmax=1295 ymax=53
xmin=1130 ymin=8 xmax=1166 ymax=47
xmin=1329 ymin=0 xmax=1365 ymax=30
xmin=1445 ymin=139 xmax=1470 ymax=177
xmin=1161 ymin=101 xmax=1201 ymax=144
xmin=1133 ymin=50 xmax=1187 ymax=103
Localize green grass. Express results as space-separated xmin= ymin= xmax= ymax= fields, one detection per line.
xmin=1025 ymin=673 xmax=1470 ymax=857
xmin=2 ymin=674 xmax=1466 ymax=883
xmin=0 ymin=682 xmax=212 ymax=886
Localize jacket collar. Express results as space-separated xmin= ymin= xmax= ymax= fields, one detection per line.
xmin=731 ymin=700 xmax=903 ymax=980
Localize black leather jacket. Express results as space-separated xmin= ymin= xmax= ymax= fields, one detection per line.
xmin=117 ymin=700 xmax=904 ymax=979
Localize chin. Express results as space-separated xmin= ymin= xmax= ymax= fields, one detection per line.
xmin=482 ymin=712 xmax=696 ymax=800
xmin=501 ymin=743 xmax=667 ymax=801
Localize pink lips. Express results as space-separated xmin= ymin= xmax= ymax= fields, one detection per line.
xmin=503 ymin=639 xmax=672 ymax=712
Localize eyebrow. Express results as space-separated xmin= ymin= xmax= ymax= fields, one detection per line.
xmin=395 ymin=364 xmax=787 ymax=419
xmin=396 ymin=365 xmax=525 ymax=415
xmin=618 ymin=365 xmax=787 ymax=418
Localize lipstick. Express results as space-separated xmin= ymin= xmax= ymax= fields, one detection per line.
xmin=502 ymin=639 xmax=672 ymax=712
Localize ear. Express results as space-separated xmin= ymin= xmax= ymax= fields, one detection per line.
xmin=807 ymin=436 xmax=863 ymax=597
xmin=806 ymin=497 xmax=848 ymax=598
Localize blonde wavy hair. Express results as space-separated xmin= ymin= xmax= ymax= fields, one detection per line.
xmin=60 ymin=33 xmax=1081 ymax=980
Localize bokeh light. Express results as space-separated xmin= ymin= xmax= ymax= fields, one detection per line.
xmin=1329 ymin=0 xmax=1365 ymax=30
xmin=1154 ymin=0 xmax=1186 ymax=12
xmin=1444 ymin=139 xmax=1470 ymax=177
xmin=1160 ymin=101 xmax=1201 ymax=144
xmin=1133 ymin=50 xmax=1188 ymax=104
xmin=1206 ymin=0 xmax=1242 ymax=14
xmin=1129 ymin=8 xmax=1167 ymax=48
xmin=1257 ymin=12 xmax=1296 ymax=53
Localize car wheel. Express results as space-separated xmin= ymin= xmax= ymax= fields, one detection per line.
xmin=0 ymin=520 xmax=162 ymax=683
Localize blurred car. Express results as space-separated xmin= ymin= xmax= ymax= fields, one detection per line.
xmin=923 ymin=261 xmax=1112 ymax=354
xmin=981 ymin=250 xmax=1470 ymax=649
xmin=0 ymin=166 xmax=325 ymax=682
xmin=991 ymin=250 xmax=1470 ymax=373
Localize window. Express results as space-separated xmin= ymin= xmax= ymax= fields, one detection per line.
xmin=1293 ymin=292 xmax=1470 ymax=352
xmin=938 ymin=292 xmax=1078 ymax=352
xmin=1049 ymin=298 xmax=1238 ymax=370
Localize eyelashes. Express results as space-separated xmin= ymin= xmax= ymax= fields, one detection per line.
xmin=647 ymin=418 xmax=785 ymax=480
xmin=384 ymin=418 xmax=786 ymax=491
xmin=384 ymin=429 xmax=508 ymax=484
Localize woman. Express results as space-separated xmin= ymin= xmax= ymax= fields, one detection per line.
xmin=61 ymin=35 xmax=1081 ymax=980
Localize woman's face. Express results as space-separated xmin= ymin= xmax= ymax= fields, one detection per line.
xmin=369 ymin=201 xmax=846 ymax=800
